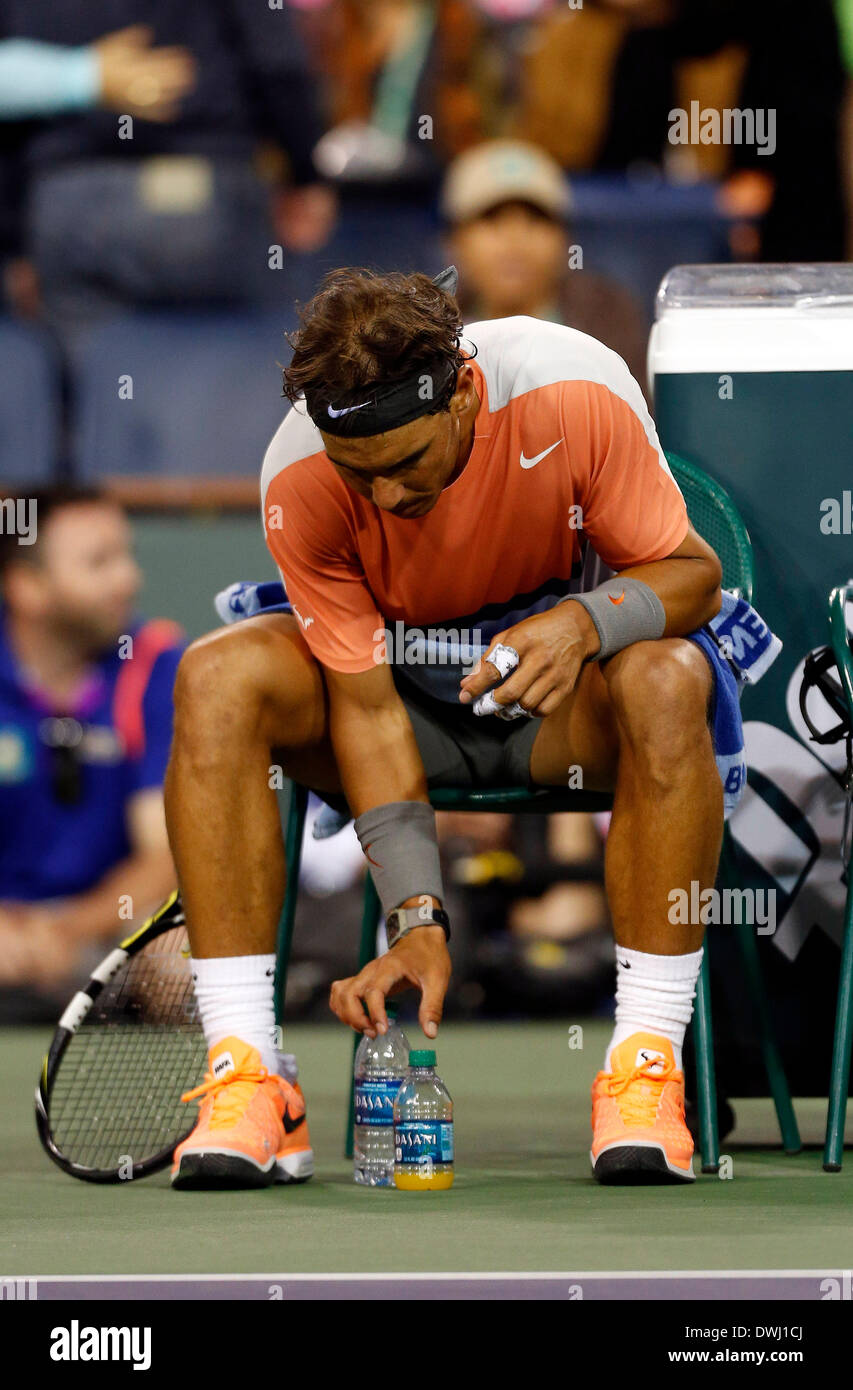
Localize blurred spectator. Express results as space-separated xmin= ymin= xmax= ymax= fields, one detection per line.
xmin=514 ymin=1 xmax=750 ymax=177
xmin=514 ymin=0 xmax=847 ymax=261
xmin=470 ymin=0 xmax=553 ymax=15
xmin=438 ymin=807 xmax=612 ymax=1019
xmin=0 ymin=2 xmax=336 ymax=346
xmin=725 ymin=0 xmax=846 ymax=261
xmin=0 ymin=27 xmax=194 ymax=121
xmin=442 ymin=139 xmax=649 ymax=390
xmin=305 ymin=0 xmax=503 ymax=187
xmin=0 ymin=25 xmax=195 ymax=316
xmin=0 ymin=486 xmax=183 ymax=1017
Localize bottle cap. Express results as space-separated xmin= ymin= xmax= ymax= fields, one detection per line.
xmin=409 ymin=1049 xmax=436 ymax=1067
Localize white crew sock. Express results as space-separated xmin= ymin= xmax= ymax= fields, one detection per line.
xmin=190 ymin=954 xmax=297 ymax=1083
xmin=604 ymin=945 xmax=704 ymax=1073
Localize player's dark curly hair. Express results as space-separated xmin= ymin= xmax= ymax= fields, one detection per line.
xmin=282 ymin=268 xmax=468 ymax=416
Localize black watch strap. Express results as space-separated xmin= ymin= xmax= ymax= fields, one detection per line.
xmin=386 ymin=906 xmax=451 ymax=949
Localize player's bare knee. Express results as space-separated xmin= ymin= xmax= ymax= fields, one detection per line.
xmin=173 ymin=626 xmax=269 ymax=745
xmin=605 ymin=639 xmax=712 ymax=771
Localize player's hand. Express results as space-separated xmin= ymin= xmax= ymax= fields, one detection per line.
xmin=458 ymin=602 xmax=600 ymax=719
xmin=329 ymin=925 xmax=451 ymax=1040
xmin=93 ymin=25 xmax=196 ymax=123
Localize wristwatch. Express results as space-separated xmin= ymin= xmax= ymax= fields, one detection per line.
xmin=386 ymin=906 xmax=451 ymax=949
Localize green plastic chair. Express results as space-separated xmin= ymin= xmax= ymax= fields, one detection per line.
xmin=274 ymin=451 xmax=801 ymax=1170
xmin=670 ymin=455 xmax=801 ymax=1161
xmin=823 ymin=581 xmax=853 ymax=1171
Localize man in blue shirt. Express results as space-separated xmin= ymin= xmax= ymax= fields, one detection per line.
xmin=0 ymin=485 xmax=183 ymax=1012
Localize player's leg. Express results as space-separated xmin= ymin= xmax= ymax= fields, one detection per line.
xmin=531 ymin=637 xmax=717 ymax=955
xmin=165 ymin=613 xmax=340 ymax=957
xmin=165 ymin=612 xmax=340 ymax=1188
xmin=529 ymin=638 xmax=720 ymax=1183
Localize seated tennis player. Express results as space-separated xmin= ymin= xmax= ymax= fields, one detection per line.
xmin=166 ymin=266 xmax=751 ymax=1188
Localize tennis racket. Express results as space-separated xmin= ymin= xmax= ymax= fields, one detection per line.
xmin=35 ymin=890 xmax=207 ymax=1183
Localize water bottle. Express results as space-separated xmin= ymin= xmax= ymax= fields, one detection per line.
xmin=353 ymin=1005 xmax=410 ymax=1187
xmin=393 ymin=1049 xmax=454 ymax=1190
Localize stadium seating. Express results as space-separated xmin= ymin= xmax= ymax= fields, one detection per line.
xmin=0 ymin=317 xmax=62 ymax=484
xmin=5 ymin=182 xmax=727 ymax=486
xmin=72 ymin=311 xmax=297 ymax=479
xmin=282 ymin=177 xmax=728 ymax=323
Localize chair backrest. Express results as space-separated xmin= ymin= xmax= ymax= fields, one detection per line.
xmin=665 ymin=451 xmax=754 ymax=602
xmin=828 ymin=582 xmax=853 ymax=719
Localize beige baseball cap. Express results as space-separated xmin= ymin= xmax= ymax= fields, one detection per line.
xmin=441 ymin=140 xmax=572 ymax=225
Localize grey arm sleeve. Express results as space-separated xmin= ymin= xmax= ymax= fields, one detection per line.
xmin=354 ymin=801 xmax=444 ymax=915
xmin=567 ymin=577 xmax=666 ymax=660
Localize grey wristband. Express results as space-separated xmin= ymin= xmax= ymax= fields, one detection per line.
xmin=354 ymin=800 xmax=444 ymax=916
xmin=568 ymin=577 xmax=666 ymax=660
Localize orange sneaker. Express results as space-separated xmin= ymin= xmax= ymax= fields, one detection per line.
xmin=590 ymin=1033 xmax=695 ymax=1184
xmin=171 ymin=1036 xmax=314 ymax=1189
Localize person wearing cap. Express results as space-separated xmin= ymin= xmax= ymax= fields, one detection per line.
xmin=442 ymin=139 xmax=649 ymax=393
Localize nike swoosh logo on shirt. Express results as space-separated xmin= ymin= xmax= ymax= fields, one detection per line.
xmin=327 ymin=400 xmax=372 ymax=419
xmin=283 ymin=1111 xmax=306 ymax=1134
xmin=292 ymin=605 xmax=314 ymax=629
xmin=608 ymin=591 xmax=626 ymax=605
xmin=520 ymin=439 xmax=563 ymax=469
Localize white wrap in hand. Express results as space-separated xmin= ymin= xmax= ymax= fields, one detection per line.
xmin=472 ymin=643 xmax=533 ymax=720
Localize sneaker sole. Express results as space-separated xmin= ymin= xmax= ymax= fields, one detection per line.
xmin=171 ymin=1146 xmax=315 ymax=1190
xmin=171 ymin=1148 xmax=276 ymax=1190
xmin=591 ymin=1141 xmax=695 ymax=1185
xmin=275 ymin=1149 xmax=314 ymax=1183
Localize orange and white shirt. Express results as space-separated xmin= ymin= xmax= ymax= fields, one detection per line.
xmin=261 ymin=315 xmax=688 ymax=701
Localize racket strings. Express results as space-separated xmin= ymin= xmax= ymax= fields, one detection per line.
xmin=49 ymin=928 xmax=207 ymax=1174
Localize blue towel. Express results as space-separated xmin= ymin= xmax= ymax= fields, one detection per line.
xmin=214 ymin=580 xmax=780 ymax=825
xmin=686 ymin=628 xmax=746 ymax=818
xmin=214 ymin=580 xmax=292 ymax=625
xmin=689 ymin=593 xmax=783 ymax=818
xmin=707 ymin=590 xmax=782 ymax=686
